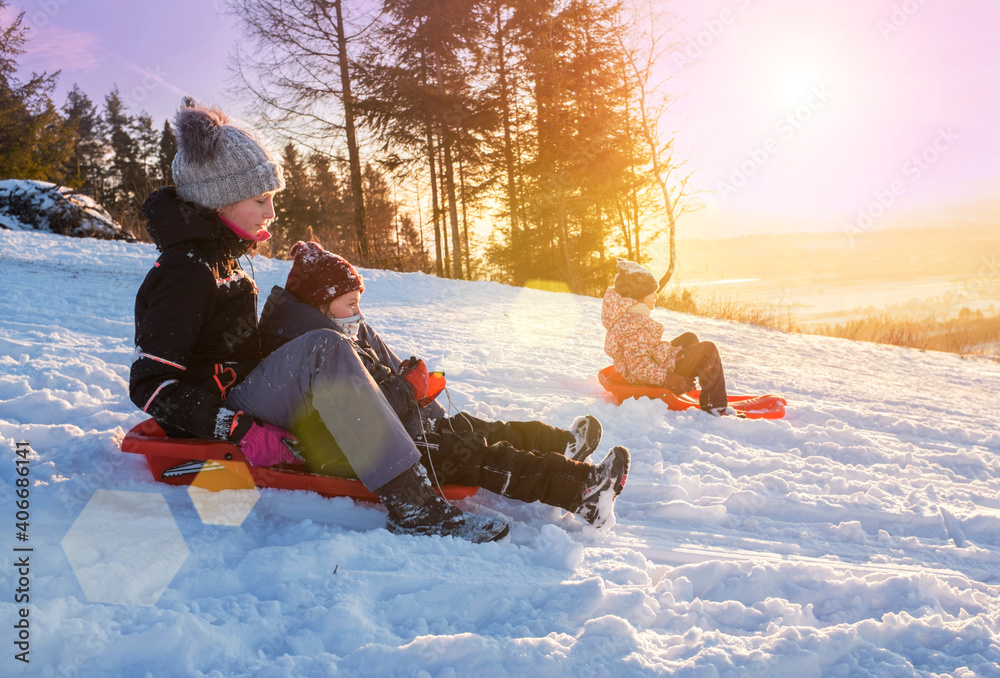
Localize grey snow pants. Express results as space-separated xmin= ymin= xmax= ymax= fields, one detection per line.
xmin=226 ymin=328 xmax=421 ymax=491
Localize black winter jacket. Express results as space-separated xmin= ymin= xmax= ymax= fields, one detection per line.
xmin=129 ymin=187 xmax=262 ymax=439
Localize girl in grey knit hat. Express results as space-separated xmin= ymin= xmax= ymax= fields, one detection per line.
xmin=171 ymin=106 xmax=284 ymax=241
xmin=130 ymin=105 xmax=509 ymax=543
xmin=171 ymin=106 xmax=283 ymax=209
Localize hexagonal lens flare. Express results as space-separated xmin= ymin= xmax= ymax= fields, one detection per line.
xmin=188 ymin=459 xmax=260 ymax=526
xmin=61 ymin=490 xmax=189 ymax=606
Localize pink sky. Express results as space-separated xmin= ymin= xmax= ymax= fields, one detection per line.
xmin=10 ymin=0 xmax=1000 ymax=237
xmin=10 ymin=1 xmax=241 ymax=122
xmin=664 ymin=0 xmax=1000 ymax=235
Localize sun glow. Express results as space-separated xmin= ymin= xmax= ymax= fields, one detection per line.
xmin=773 ymin=66 xmax=825 ymax=108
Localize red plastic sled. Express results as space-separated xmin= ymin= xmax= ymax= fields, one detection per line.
xmin=598 ymin=366 xmax=786 ymax=420
xmin=121 ymin=418 xmax=478 ymax=501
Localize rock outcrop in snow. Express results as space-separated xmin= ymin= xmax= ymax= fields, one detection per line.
xmin=0 ymin=179 xmax=129 ymax=239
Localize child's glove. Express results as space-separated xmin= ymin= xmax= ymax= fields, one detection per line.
xmin=228 ymin=411 xmax=304 ymax=467
xmin=423 ymin=370 xmax=446 ymax=407
xmin=399 ymin=356 xmax=447 ymax=407
xmin=400 ymin=356 xmax=430 ymax=401
xmin=664 ymin=373 xmax=695 ymax=395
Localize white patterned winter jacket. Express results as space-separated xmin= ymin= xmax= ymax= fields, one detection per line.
xmin=601 ymin=287 xmax=682 ymax=388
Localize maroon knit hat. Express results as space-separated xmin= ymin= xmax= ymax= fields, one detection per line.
xmin=285 ymin=241 xmax=364 ymax=306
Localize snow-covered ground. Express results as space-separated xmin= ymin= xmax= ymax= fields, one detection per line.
xmin=1 ymin=229 xmax=999 ymax=677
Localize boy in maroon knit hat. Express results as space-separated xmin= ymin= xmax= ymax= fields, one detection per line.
xmin=284 ymin=241 xmax=365 ymax=307
xmin=258 ymin=242 xmax=631 ymax=528
xmin=283 ymin=241 xmax=366 ymax=338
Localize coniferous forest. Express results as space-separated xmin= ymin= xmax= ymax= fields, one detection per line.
xmin=1 ymin=0 xmax=692 ymax=295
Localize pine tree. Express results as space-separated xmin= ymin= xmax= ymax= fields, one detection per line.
xmin=62 ymin=85 xmax=104 ymax=192
xmin=219 ymin=0 xmax=691 ymax=290
xmin=226 ymin=0 xmax=369 ymax=262
xmin=0 ymin=2 xmax=74 ymax=181
xmin=102 ymin=88 xmax=136 ymax=205
xmin=364 ymin=163 xmax=396 ymax=267
xmin=100 ymin=87 xmax=156 ymax=236
xmin=307 ymin=152 xmax=352 ymax=252
xmin=355 ymin=0 xmax=490 ymax=279
xmin=271 ymin=143 xmax=312 ymax=255
xmin=480 ymin=0 xmax=641 ymax=294
xmin=478 ymin=0 xmax=526 ymax=285
xmin=133 ymin=112 xmax=161 ymax=188
xmin=363 ymin=162 xmax=425 ymax=271
xmin=158 ymin=119 xmax=176 ymax=186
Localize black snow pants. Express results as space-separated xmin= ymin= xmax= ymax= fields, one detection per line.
xmin=422 ymin=413 xmax=587 ymax=511
xmin=293 ymin=410 xmax=590 ymax=513
xmin=670 ymin=332 xmax=728 ymax=413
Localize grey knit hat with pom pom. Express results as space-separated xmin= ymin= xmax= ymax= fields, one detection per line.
xmin=171 ymin=106 xmax=284 ymax=209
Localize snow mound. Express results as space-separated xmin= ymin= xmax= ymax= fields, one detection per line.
xmin=0 ymin=179 xmax=128 ymax=239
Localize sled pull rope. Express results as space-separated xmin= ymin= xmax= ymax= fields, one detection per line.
xmin=442 ymin=384 xmax=459 ymax=418
xmin=431 ymin=384 xmax=487 ymax=511
xmin=416 ymin=406 xmax=445 ymax=497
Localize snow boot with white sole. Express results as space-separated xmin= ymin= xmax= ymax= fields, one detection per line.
xmin=376 ymin=464 xmax=509 ymax=543
xmin=565 ymin=415 xmax=603 ymax=462
xmin=574 ymin=446 xmax=630 ymax=527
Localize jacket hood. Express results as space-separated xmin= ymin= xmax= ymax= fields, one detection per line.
xmin=260 ymin=284 xmax=326 ymax=330
xmin=258 ymin=285 xmax=344 ymax=351
xmin=602 ymin=287 xmax=645 ymax=331
xmin=142 ymin=186 xmax=249 ymax=256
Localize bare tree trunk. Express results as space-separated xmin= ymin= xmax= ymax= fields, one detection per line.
xmin=433 ymin=50 xmax=464 ymax=280
xmin=425 ymin=123 xmax=444 ymax=277
xmin=631 ymin=186 xmax=641 ymax=260
xmin=331 ymin=0 xmax=368 ymax=263
xmin=414 ymin=176 xmax=427 ymax=271
xmin=495 ymin=4 xmax=520 ymax=282
xmin=391 ymin=179 xmax=400 ymax=261
xmin=616 ymin=204 xmax=633 ymax=259
xmin=458 ymin=152 xmax=472 ymax=278
xmin=442 ymin=141 xmax=463 ymax=279
xmin=435 ymin=140 xmax=450 ymax=276
xmin=557 ymin=196 xmax=576 ymax=292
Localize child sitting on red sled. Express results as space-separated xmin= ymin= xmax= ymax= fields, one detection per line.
xmin=602 ymin=258 xmax=730 ymax=416
xmin=259 ymin=241 xmax=630 ymax=527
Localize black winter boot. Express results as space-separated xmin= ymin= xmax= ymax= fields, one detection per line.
xmin=574 ymin=446 xmax=630 ymax=527
xmin=375 ymin=464 xmax=509 ymax=543
xmin=565 ymin=415 xmax=603 ymax=462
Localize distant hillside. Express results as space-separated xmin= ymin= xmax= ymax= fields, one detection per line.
xmin=674 ymin=225 xmax=1000 ymax=284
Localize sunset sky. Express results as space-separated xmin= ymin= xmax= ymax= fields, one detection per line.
xmin=10 ymin=0 xmax=1000 ymax=239
xmin=665 ymin=0 xmax=1000 ymax=236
